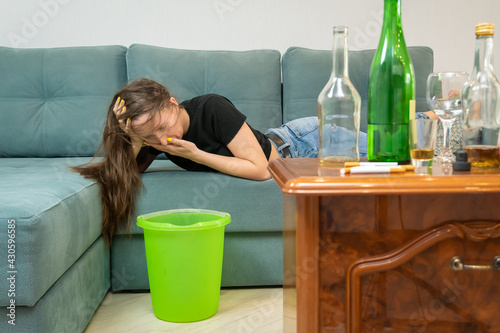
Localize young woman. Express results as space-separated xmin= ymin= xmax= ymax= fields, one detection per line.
xmin=74 ymin=78 xmax=429 ymax=244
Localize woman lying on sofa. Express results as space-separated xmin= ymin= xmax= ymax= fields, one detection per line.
xmin=73 ymin=78 xmax=428 ymax=244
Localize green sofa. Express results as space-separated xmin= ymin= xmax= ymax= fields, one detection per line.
xmin=0 ymin=44 xmax=433 ymax=332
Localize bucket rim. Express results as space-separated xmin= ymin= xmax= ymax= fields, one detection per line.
xmin=136 ymin=208 xmax=231 ymax=231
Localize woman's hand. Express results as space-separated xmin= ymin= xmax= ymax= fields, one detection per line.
xmin=153 ymin=123 xmax=270 ymax=181
xmin=150 ymin=138 xmax=200 ymax=160
xmin=113 ymin=97 xmax=143 ymax=148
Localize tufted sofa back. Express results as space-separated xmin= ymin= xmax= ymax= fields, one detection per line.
xmin=126 ymin=44 xmax=283 ymax=134
xmin=0 ymin=44 xmax=434 ymax=157
xmin=0 ymin=44 xmax=283 ymax=157
xmin=281 ymin=46 xmax=434 ymax=132
xmin=0 ymin=46 xmax=127 ymax=157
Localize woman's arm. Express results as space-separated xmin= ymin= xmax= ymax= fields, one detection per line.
xmin=424 ymin=110 xmax=439 ymax=120
xmin=150 ymin=123 xmax=271 ymax=181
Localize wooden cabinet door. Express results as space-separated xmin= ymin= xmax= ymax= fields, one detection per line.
xmin=318 ymin=193 xmax=500 ymax=333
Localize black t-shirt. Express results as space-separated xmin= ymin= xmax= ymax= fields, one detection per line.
xmin=136 ymin=94 xmax=272 ymax=173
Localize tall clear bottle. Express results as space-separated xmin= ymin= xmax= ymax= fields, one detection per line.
xmin=318 ymin=26 xmax=361 ymax=163
xmin=367 ymin=0 xmax=415 ymax=163
xmin=462 ymin=23 xmax=500 ymax=168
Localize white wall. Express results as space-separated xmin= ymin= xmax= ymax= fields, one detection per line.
xmin=1 ymin=0 xmax=500 ymax=74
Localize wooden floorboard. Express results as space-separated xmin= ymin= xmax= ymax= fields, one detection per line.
xmin=84 ymin=288 xmax=283 ymax=333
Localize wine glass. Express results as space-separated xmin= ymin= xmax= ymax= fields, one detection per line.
xmin=426 ymin=72 xmax=470 ymax=163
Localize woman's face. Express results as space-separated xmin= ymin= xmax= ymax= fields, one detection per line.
xmin=131 ymin=101 xmax=183 ymax=146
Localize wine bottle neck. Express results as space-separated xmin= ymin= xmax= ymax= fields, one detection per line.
xmin=331 ymin=26 xmax=349 ymax=77
xmin=381 ymin=0 xmax=402 ymax=35
xmin=473 ymin=35 xmax=495 ymax=76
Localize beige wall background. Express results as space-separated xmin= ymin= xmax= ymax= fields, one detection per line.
xmin=1 ymin=0 xmax=499 ymax=74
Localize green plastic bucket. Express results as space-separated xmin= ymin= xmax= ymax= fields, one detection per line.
xmin=137 ymin=209 xmax=231 ymax=323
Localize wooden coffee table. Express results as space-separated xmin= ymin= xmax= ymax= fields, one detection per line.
xmin=268 ymin=158 xmax=500 ymax=333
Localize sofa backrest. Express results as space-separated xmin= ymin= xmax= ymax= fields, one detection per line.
xmin=126 ymin=44 xmax=283 ymax=133
xmin=0 ymin=44 xmax=434 ymax=158
xmin=0 ymin=45 xmax=127 ymax=157
xmin=282 ymin=46 xmax=434 ymax=132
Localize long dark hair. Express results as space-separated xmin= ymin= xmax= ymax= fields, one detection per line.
xmin=72 ymin=78 xmax=173 ymax=246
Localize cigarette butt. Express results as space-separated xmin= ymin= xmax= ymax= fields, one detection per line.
xmin=388 ymin=167 xmax=407 ymax=173
xmin=143 ymin=142 xmax=150 ymax=146
xmin=401 ymin=165 xmax=415 ymax=171
xmin=167 ymin=137 xmax=173 ymax=142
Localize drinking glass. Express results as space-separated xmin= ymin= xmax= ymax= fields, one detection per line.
xmin=426 ymin=72 xmax=470 ymax=163
xmin=409 ymin=119 xmax=439 ymax=168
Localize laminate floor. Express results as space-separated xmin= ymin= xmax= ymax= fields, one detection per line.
xmin=84 ymin=288 xmax=283 ymax=333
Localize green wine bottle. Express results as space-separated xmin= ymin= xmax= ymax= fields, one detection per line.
xmin=367 ymin=0 xmax=415 ymax=163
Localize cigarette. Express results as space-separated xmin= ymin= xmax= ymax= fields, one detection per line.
xmin=401 ymin=165 xmax=415 ymax=171
xmin=345 ymin=162 xmax=398 ymax=167
xmin=343 ymin=162 xmax=415 ymax=171
xmin=341 ymin=166 xmax=407 ymax=174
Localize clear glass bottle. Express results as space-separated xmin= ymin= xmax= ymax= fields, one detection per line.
xmin=318 ymin=26 xmax=361 ymax=163
xmin=462 ymin=23 xmax=500 ymax=168
xmin=367 ymin=0 xmax=415 ymax=163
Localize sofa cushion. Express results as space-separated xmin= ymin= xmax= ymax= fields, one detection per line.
xmin=0 ymin=45 xmax=127 ymax=157
xmin=282 ymin=46 xmax=434 ymax=132
xmin=0 ymin=237 xmax=109 ymax=333
xmin=0 ymin=157 xmax=103 ymax=307
xmin=126 ymin=44 xmax=283 ymax=133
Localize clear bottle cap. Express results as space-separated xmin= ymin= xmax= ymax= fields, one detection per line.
xmin=476 ymin=23 xmax=494 ymax=36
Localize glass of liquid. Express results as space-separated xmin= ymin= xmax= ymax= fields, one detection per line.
xmin=464 ymin=145 xmax=500 ymax=168
xmin=409 ymin=118 xmax=439 ymax=168
xmin=462 ymin=78 xmax=500 ymax=168
xmin=426 ymin=72 xmax=470 ymax=163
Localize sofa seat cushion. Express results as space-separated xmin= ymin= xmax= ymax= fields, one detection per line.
xmin=119 ymin=160 xmax=283 ymax=235
xmin=0 ymin=157 xmax=103 ymax=306
xmin=282 ymin=46 xmax=434 ymax=132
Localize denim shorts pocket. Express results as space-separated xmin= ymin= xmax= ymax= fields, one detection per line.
xmin=283 ymin=116 xmax=318 ymax=138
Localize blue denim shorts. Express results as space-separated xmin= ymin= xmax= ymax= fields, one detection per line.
xmin=265 ymin=116 xmax=368 ymax=158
